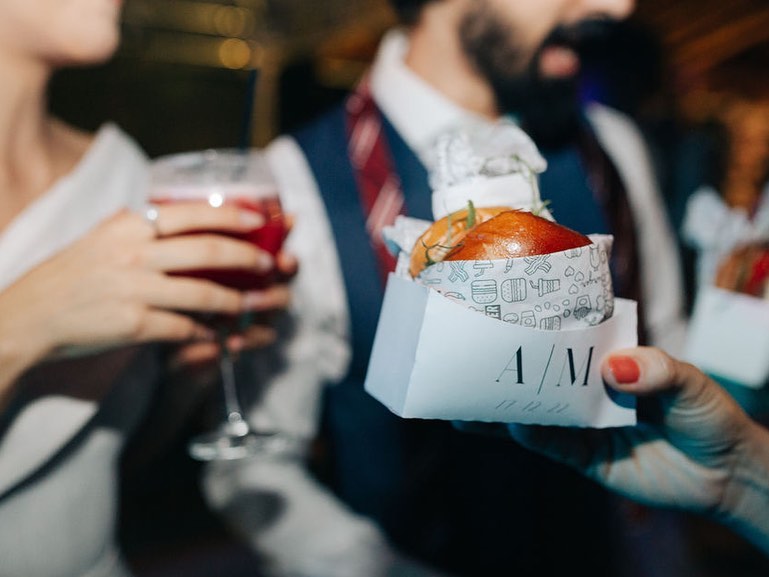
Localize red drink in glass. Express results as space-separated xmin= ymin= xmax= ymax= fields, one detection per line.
xmin=150 ymin=148 xmax=289 ymax=461
xmin=152 ymin=195 xmax=287 ymax=290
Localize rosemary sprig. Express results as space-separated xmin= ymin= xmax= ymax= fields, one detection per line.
xmin=532 ymin=198 xmax=551 ymax=217
xmin=466 ymin=200 xmax=476 ymax=228
xmin=420 ymin=201 xmax=476 ymax=269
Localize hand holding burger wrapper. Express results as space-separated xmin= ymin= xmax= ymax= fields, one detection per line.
xmin=390 ymin=122 xmax=616 ymax=331
xmin=367 ymin=121 xmax=637 ymax=428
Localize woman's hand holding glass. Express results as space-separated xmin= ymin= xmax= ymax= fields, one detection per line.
xmin=148 ymin=149 xmax=291 ymax=461
xmin=169 ymin=250 xmax=297 ymax=371
xmin=0 ymin=202 xmax=277 ymax=408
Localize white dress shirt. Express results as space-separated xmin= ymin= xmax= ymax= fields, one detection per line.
xmin=586 ymin=103 xmax=687 ymax=355
xmin=370 ymin=29 xmax=488 ymax=165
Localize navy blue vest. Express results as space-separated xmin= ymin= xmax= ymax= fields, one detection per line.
xmin=294 ymin=105 xmax=431 ymax=384
xmin=294 ymin=105 xmax=435 ymax=538
xmin=293 ymin=103 xmax=619 ymax=576
xmin=540 ymin=143 xmax=612 ymax=236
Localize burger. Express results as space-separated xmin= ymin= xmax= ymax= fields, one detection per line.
xmin=407 ymin=202 xmax=612 ymax=329
xmin=410 ymin=203 xmax=592 ymax=278
xmin=715 ymin=242 xmax=769 ymax=298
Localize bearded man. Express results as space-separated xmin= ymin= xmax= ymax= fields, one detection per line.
xmin=204 ymin=1 xmax=689 ymax=576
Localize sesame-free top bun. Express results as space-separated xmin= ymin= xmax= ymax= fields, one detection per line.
xmin=446 ymin=210 xmax=591 ymax=262
xmin=410 ymin=208 xmax=591 ymax=278
xmin=409 ymin=205 xmax=509 ymax=278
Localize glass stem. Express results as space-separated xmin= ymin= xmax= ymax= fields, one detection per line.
xmin=218 ymin=335 xmax=250 ymax=437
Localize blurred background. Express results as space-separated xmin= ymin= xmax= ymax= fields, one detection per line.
xmin=48 ymin=0 xmax=769 ymax=575
xmin=51 ymin=0 xmax=392 ymax=154
xmin=50 ymin=0 xmax=769 ymax=240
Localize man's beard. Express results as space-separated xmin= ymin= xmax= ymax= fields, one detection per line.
xmin=505 ymin=66 xmax=582 ymax=150
xmin=459 ymin=4 xmax=598 ymax=150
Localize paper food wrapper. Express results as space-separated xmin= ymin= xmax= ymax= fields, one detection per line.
xmin=368 ymin=221 xmax=637 ymax=428
xmin=417 ymin=234 xmax=614 ymax=331
xmin=367 ymin=121 xmax=637 ymax=427
xmin=428 ymin=119 xmax=551 ymax=221
xmin=364 ymin=275 xmax=638 ymax=428
xmin=684 ymin=286 xmax=769 ymax=388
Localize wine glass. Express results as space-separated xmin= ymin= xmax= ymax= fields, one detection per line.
xmin=150 ymin=148 xmax=288 ymax=461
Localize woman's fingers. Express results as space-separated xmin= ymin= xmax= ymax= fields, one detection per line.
xmin=601 ymin=347 xmax=735 ymax=418
xmin=168 ymin=341 xmax=221 ymax=371
xmin=165 ymin=324 xmax=279 ymax=378
xmin=79 ymin=206 xmax=293 ymax=346
xmin=128 ymin=308 xmax=214 ymax=343
xmin=134 ymin=272 xmax=244 ymax=314
xmin=601 ymin=347 xmax=749 ymax=451
xmin=283 ymin=213 xmax=296 ymax=233
xmin=142 ymin=234 xmax=273 ymax=274
xmin=601 ymin=347 xmax=690 ymax=396
xmin=10 ymin=205 xmax=290 ymax=356
xmin=243 ymin=283 xmax=292 ymax=312
xmin=227 ymin=324 xmax=278 ymax=352
xmin=275 ymin=250 xmax=299 ymax=279
xmin=146 ymin=203 xmax=265 ymax=237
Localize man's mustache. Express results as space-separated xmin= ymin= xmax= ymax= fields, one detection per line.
xmin=544 ymin=18 xmax=617 ymax=53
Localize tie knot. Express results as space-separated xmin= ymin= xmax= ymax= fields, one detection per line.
xmin=346 ymin=78 xmax=376 ymax=118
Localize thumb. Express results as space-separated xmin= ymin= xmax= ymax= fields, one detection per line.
xmin=601 ymin=347 xmax=747 ymax=441
xmin=602 ymin=346 xmax=713 ymax=398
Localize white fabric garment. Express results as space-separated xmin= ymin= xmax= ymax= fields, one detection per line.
xmin=370 ymin=29 xmax=489 ymax=166
xmin=586 ymin=104 xmax=687 ymax=356
xmin=0 ymin=124 xmax=148 ymax=289
xmin=0 ymin=124 xmax=155 ymax=577
xmin=682 ymin=183 xmax=769 ymax=291
xmin=204 ymin=27 xmax=687 ymax=577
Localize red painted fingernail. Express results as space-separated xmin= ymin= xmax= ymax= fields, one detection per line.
xmin=608 ymin=356 xmax=640 ymax=384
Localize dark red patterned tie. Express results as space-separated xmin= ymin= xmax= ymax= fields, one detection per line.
xmin=345 ymin=78 xmax=406 ymax=285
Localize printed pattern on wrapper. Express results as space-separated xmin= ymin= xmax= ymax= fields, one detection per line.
xmin=416 ymin=234 xmax=614 ymax=330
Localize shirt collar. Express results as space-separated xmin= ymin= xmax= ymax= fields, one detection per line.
xmin=369 ymin=28 xmax=493 ymax=165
